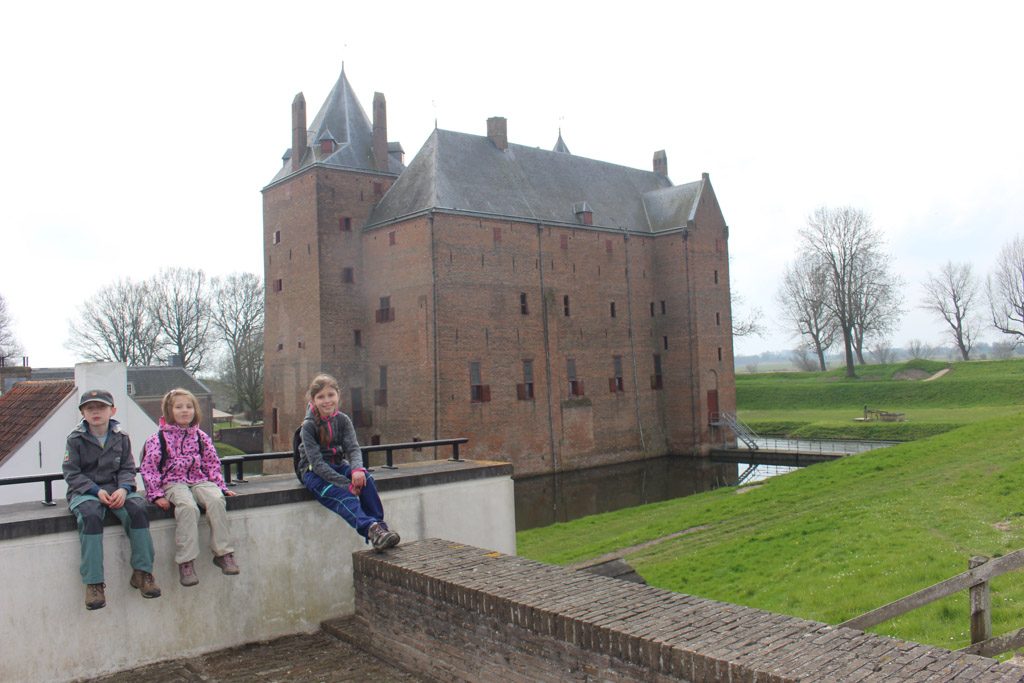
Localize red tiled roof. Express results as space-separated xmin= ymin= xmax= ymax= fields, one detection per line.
xmin=0 ymin=380 xmax=76 ymax=466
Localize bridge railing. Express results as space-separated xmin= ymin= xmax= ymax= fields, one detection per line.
xmin=839 ymin=550 xmax=1024 ymax=657
xmin=0 ymin=438 xmax=469 ymax=506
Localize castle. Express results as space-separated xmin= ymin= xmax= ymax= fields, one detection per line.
xmin=263 ymin=68 xmax=736 ymax=476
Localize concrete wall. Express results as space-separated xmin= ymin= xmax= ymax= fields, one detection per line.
xmin=0 ymin=362 xmax=159 ymax=505
xmin=0 ymin=461 xmax=514 ymax=682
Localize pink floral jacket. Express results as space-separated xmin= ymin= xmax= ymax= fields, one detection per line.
xmin=140 ymin=419 xmax=228 ymax=501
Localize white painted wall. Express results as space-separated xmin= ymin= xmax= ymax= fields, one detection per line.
xmin=0 ymin=362 xmax=159 ymax=504
xmin=0 ymin=474 xmax=516 ymax=682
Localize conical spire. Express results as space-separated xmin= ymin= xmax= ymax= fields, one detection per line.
xmin=552 ymin=129 xmax=571 ymax=154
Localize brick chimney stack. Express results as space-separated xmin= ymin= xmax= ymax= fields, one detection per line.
xmin=487 ymin=117 xmax=508 ymax=151
xmin=291 ymin=93 xmax=307 ymax=172
xmin=373 ymin=92 xmax=389 ymax=172
xmin=653 ymin=149 xmax=667 ymax=176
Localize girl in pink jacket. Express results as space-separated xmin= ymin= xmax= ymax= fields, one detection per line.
xmin=141 ymin=388 xmax=239 ymax=586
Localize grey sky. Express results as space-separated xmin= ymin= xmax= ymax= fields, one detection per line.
xmin=2 ymin=1 xmax=1021 ymax=367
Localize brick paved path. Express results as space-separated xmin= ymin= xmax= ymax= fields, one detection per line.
xmin=86 ymin=622 xmax=426 ymax=683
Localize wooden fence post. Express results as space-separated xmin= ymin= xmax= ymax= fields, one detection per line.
xmin=970 ymin=555 xmax=992 ymax=645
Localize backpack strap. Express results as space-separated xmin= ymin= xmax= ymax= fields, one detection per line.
xmin=158 ymin=431 xmax=205 ymax=473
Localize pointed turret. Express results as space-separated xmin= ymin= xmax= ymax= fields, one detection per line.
xmin=553 ymin=130 xmax=571 ymax=154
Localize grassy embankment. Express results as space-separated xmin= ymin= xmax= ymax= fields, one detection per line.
xmin=739 ymin=358 xmax=1024 ymax=441
xmin=517 ymin=358 xmax=1024 ymax=651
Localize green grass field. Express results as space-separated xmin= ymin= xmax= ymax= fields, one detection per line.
xmin=738 ymin=358 xmax=1024 ymax=440
xmin=517 ymin=358 xmax=1024 ymax=652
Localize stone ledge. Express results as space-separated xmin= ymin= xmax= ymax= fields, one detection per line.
xmin=0 ymin=460 xmax=512 ymax=541
xmin=351 ymin=539 xmax=1024 ymax=682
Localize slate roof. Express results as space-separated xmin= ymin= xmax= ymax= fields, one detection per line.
xmin=25 ymin=367 xmax=210 ymax=398
xmin=366 ymin=128 xmax=702 ymax=233
xmin=269 ymin=68 xmax=405 ymax=184
xmin=0 ymin=380 xmax=75 ymax=465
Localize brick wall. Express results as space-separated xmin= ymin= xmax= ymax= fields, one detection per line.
xmin=263 ymin=167 xmax=737 ymax=476
xmin=350 ymin=539 xmax=1021 ymax=682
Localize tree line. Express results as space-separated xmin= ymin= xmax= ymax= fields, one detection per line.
xmin=64 ymin=268 xmax=264 ymax=419
xmin=777 ymin=206 xmax=1024 ymax=375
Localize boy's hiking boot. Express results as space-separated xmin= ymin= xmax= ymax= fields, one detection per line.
xmin=213 ymin=552 xmax=240 ymax=575
xmin=179 ymin=561 xmax=199 ymax=586
xmin=130 ymin=569 xmax=162 ymax=598
xmin=85 ymin=583 xmax=106 ymax=610
xmin=367 ymin=521 xmax=400 ymax=552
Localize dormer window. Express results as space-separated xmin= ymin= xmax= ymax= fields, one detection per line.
xmin=573 ymin=201 xmax=593 ymax=226
xmin=320 ymin=139 xmax=335 ymax=154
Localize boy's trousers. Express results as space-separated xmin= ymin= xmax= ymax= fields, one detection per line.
xmin=70 ymin=493 xmax=154 ymax=585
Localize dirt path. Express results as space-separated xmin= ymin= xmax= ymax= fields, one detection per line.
xmin=923 ymin=368 xmax=950 ymax=382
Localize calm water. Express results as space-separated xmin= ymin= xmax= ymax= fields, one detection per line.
xmin=514 ymin=456 xmax=739 ymax=531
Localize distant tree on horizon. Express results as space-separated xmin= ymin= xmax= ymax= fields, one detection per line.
xmin=988 ymin=235 xmax=1024 ymax=349
xmin=921 ymin=260 xmax=981 ymax=361
xmin=795 ymin=206 xmax=903 ymax=377
xmin=776 ymin=252 xmax=837 ymax=371
xmin=0 ymin=293 xmax=23 ymax=366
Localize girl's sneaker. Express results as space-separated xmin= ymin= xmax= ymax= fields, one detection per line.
xmin=213 ymin=552 xmax=240 ymax=575
xmin=367 ymin=522 xmax=400 ymax=552
xmin=179 ymin=560 xmax=199 ymax=586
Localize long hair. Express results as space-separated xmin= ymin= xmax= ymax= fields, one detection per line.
xmin=307 ymin=374 xmax=341 ymax=448
xmin=161 ymin=388 xmax=201 ymax=427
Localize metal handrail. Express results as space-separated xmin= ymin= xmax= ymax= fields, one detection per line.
xmin=0 ymin=437 xmax=470 ymax=504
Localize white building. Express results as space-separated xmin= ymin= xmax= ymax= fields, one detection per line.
xmin=0 ymin=362 xmax=158 ymax=505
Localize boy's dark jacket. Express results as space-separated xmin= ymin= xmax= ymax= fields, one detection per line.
xmin=62 ymin=418 xmax=138 ymax=503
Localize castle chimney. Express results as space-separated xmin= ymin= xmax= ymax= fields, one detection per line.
xmin=373 ymin=92 xmax=389 ymax=172
xmin=653 ymin=149 xmax=667 ymax=176
xmin=291 ymin=93 xmax=307 ymax=172
xmin=487 ymin=117 xmax=508 ymax=151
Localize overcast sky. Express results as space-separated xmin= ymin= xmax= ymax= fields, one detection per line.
xmin=2 ymin=1 xmax=1022 ymax=368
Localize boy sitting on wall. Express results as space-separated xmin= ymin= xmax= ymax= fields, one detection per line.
xmin=63 ymin=389 xmax=162 ymax=610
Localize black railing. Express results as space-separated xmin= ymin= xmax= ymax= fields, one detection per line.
xmin=0 ymin=438 xmax=470 ymax=504
xmin=221 ymin=438 xmax=468 ymax=484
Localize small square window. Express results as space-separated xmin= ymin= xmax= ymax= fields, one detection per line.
xmin=563 ymin=295 xmax=570 ymax=317
xmin=272 ymin=230 xmax=281 ymax=245
xmin=389 ymin=231 xmax=396 ymax=246
xmin=339 ymin=216 xmax=352 ymax=232
xmin=660 ymin=300 xmax=667 ymax=315
xmin=610 ymin=302 xmax=616 ymax=318
xmin=649 ymin=302 xmax=655 ymax=317
xmin=342 ymin=267 xmax=354 ymax=283
xmin=272 ymin=278 xmax=283 ymax=293
xmin=354 ymin=329 xmax=362 ymax=347
xmin=663 ymin=336 xmax=669 ymax=350
xmin=714 ymin=270 xmax=719 ymax=284
xmin=716 ymin=311 xmax=721 ymax=326
xmin=718 ymin=347 xmax=723 ymax=362
xmin=520 ymin=292 xmax=529 ymax=315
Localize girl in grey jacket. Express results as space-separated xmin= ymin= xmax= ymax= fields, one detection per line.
xmin=297 ymin=374 xmax=399 ymax=551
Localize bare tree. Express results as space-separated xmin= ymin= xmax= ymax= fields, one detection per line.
xmin=988 ymin=235 xmax=1024 ymax=347
xmin=850 ymin=249 xmax=904 ymax=364
xmin=798 ymin=206 xmax=901 ymax=378
xmin=776 ymin=253 xmax=837 ymax=371
xmin=731 ymin=291 xmax=765 ymax=339
xmin=906 ymin=339 xmax=933 ymax=360
xmin=921 ymin=261 xmax=980 ymax=361
xmin=148 ymin=268 xmax=213 ymax=373
xmin=0 ymin=293 xmax=24 ymax=366
xmin=66 ymin=279 xmax=163 ymax=365
xmin=790 ymin=345 xmax=820 ymax=372
xmin=211 ymin=273 xmax=264 ymax=421
xmin=869 ymin=340 xmax=896 ymax=365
